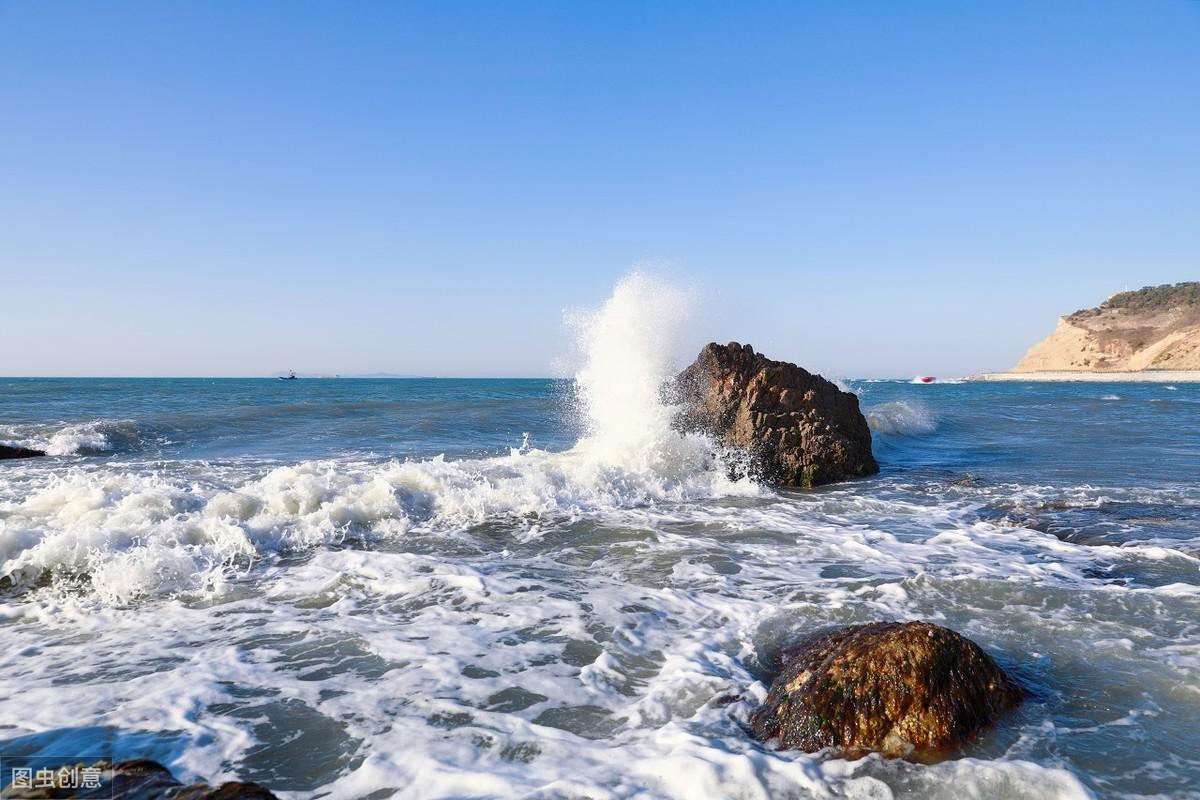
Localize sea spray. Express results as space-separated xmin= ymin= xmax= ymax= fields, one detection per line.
xmin=0 ymin=418 xmax=150 ymax=456
xmin=0 ymin=274 xmax=756 ymax=604
xmin=568 ymin=272 xmax=713 ymax=475
xmin=866 ymin=400 xmax=937 ymax=436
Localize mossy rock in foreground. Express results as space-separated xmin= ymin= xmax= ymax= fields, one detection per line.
xmin=751 ymin=621 xmax=1023 ymax=760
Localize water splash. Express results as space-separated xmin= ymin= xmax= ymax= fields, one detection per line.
xmin=0 ymin=273 xmax=756 ymax=605
xmin=568 ymin=272 xmax=709 ymax=472
xmin=1 ymin=419 xmax=150 ymax=456
xmin=866 ymin=400 xmax=937 ymax=436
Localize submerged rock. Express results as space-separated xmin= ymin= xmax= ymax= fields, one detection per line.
xmin=0 ymin=444 xmax=45 ymax=460
xmin=0 ymin=759 xmax=278 ymax=799
xmin=673 ymin=342 xmax=878 ymax=487
xmin=750 ymin=621 xmax=1022 ymax=759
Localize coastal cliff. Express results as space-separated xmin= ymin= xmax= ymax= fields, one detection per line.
xmin=1013 ymin=282 xmax=1200 ymax=372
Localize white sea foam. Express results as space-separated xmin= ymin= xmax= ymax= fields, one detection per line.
xmin=866 ymin=400 xmax=937 ymax=436
xmin=0 ymin=273 xmax=753 ymax=604
xmin=2 ymin=490 xmax=1146 ymax=799
xmin=1 ymin=418 xmax=150 ymax=456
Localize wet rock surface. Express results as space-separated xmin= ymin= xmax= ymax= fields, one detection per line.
xmin=751 ymin=621 xmax=1023 ymax=759
xmin=978 ymin=497 xmax=1200 ymax=549
xmin=0 ymin=759 xmax=278 ymax=799
xmin=0 ymin=445 xmax=45 ymax=460
xmin=673 ymin=342 xmax=878 ymax=487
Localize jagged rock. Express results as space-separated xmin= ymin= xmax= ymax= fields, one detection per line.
xmin=750 ymin=621 xmax=1023 ymax=759
xmin=673 ymin=342 xmax=878 ymax=487
xmin=0 ymin=759 xmax=278 ymax=799
xmin=0 ymin=445 xmax=45 ymax=460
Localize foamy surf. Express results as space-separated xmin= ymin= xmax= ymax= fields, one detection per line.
xmin=0 ymin=446 xmax=761 ymax=604
xmin=0 ymin=418 xmax=152 ymax=456
xmin=2 ymin=278 xmax=1197 ymax=799
xmin=0 ymin=274 xmax=755 ymax=604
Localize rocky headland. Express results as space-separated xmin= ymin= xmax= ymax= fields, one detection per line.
xmin=1007 ymin=282 xmax=1200 ymax=374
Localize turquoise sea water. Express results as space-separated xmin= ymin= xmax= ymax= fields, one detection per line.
xmin=1 ymin=376 xmax=1197 ymax=799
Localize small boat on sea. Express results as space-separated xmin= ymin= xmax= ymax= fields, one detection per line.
xmin=914 ymin=376 xmax=936 ymax=384
xmin=279 ymin=370 xmax=298 ymax=381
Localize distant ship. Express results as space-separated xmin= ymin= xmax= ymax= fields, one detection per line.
xmin=278 ymin=370 xmax=298 ymax=381
xmin=913 ymin=376 xmax=936 ymax=384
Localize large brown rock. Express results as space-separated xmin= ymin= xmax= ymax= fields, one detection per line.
xmin=0 ymin=759 xmax=278 ymax=799
xmin=0 ymin=445 xmax=45 ymax=460
xmin=750 ymin=621 xmax=1023 ymax=760
xmin=673 ymin=342 xmax=878 ymax=487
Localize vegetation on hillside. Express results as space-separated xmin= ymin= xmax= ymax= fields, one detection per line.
xmin=1069 ymin=282 xmax=1200 ymax=320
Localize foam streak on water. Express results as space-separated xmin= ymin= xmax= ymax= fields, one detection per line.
xmin=2 ymin=279 xmax=1199 ymax=798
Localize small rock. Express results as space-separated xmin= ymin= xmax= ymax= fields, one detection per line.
xmin=0 ymin=445 xmax=45 ymax=460
xmin=750 ymin=621 xmax=1022 ymax=759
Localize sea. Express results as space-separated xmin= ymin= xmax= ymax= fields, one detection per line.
xmin=1 ymin=282 xmax=1198 ymax=799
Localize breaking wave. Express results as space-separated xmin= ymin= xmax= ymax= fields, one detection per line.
xmin=0 ymin=273 xmax=756 ymax=604
xmin=0 ymin=419 xmax=153 ymax=456
xmin=865 ymin=400 xmax=937 ymax=436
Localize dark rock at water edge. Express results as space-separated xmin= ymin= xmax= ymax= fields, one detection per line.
xmin=0 ymin=445 xmax=45 ymax=460
xmin=673 ymin=342 xmax=878 ymax=487
xmin=0 ymin=759 xmax=278 ymax=799
xmin=751 ymin=621 xmax=1023 ymax=759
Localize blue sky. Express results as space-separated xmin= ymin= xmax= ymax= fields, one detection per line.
xmin=2 ymin=0 xmax=1198 ymax=378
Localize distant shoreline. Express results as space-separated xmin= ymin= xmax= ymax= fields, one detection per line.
xmin=968 ymin=370 xmax=1200 ymax=383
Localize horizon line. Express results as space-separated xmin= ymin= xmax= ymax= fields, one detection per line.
xmin=0 ymin=373 xmax=928 ymax=381
xmin=0 ymin=374 xmax=553 ymax=380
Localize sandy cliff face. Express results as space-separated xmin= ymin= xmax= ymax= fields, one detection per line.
xmin=1014 ymin=283 xmax=1200 ymax=372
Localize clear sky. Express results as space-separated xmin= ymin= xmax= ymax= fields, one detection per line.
xmin=2 ymin=0 xmax=1198 ymax=378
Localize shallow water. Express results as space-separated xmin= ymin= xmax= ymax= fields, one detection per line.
xmin=2 ymin=373 xmax=1198 ymax=799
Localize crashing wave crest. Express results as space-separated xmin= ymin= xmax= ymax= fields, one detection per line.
xmin=0 ymin=273 xmax=758 ymax=604
xmin=1 ymin=419 xmax=151 ymax=456
xmin=866 ymin=400 xmax=937 ymax=436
